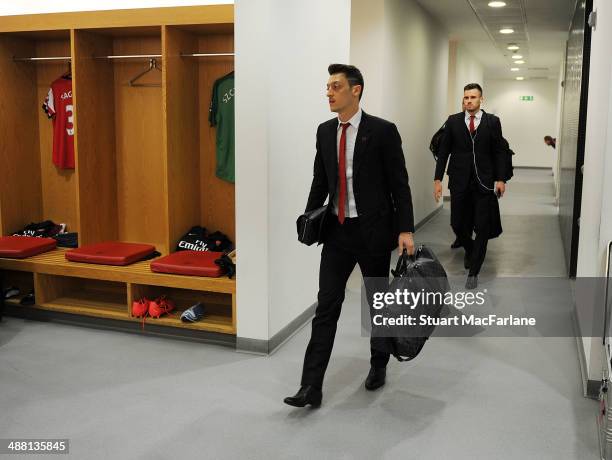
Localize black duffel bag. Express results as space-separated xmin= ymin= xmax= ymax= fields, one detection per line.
xmin=372 ymin=245 xmax=450 ymax=362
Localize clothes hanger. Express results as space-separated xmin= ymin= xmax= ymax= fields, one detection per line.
xmin=129 ymin=58 xmax=161 ymax=87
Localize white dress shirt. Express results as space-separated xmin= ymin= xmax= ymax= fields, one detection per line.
xmin=465 ymin=109 xmax=483 ymax=131
xmin=333 ymin=108 xmax=362 ymax=218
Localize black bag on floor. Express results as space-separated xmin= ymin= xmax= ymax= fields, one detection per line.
xmin=373 ymin=245 xmax=450 ymax=362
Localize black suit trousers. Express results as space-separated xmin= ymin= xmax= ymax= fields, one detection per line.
xmin=300 ymin=217 xmax=391 ymax=389
xmin=450 ymin=178 xmax=492 ymax=276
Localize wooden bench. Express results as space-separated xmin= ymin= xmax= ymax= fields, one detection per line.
xmin=0 ymin=249 xmax=236 ymax=334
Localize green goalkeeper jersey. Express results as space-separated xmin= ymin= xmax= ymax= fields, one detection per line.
xmin=209 ymin=71 xmax=235 ymax=183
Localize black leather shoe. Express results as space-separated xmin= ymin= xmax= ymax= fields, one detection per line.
xmin=283 ymin=386 xmax=322 ymax=408
xmin=466 ymin=275 xmax=478 ymax=290
xmin=451 ymin=238 xmax=461 ymax=249
xmin=365 ymin=367 xmax=386 ymax=391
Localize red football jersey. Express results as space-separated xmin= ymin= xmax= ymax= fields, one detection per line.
xmin=43 ymin=77 xmax=75 ymax=169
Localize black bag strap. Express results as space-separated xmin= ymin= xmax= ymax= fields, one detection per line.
xmin=215 ymin=254 xmax=235 ymax=279
xmin=391 ymin=249 xmax=416 ymax=278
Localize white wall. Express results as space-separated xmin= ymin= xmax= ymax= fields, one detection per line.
xmin=600 ymin=65 xmax=612 ymax=273
xmin=448 ymin=42 xmax=485 ymax=114
xmin=385 ymin=0 xmax=449 ymax=223
xmin=351 ymin=0 xmax=449 ymax=225
xmin=484 ymin=79 xmax=559 ymax=168
xmin=0 ymin=1 xmax=232 ymax=16
xmin=235 ymin=0 xmax=352 ymax=341
xmin=235 ymin=0 xmax=271 ymax=342
xmin=350 ymin=0 xmax=385 ymax=116
xmin=578 ymin=0 xmax=612 ymax=381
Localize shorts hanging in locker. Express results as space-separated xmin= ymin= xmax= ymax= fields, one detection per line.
xmin=209 ymin=71 xmax=234 ymax=183
xmin=42 ymin=76 xmax=75 ymax=170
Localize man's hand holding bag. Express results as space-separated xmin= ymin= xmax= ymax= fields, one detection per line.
xmin=296 ymin=204 xmax=329 ymax=246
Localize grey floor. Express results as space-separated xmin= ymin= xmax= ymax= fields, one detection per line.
xmin=0 ymin=169 xmax=599 ymax=460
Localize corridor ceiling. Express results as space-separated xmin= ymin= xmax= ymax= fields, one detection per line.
xmin=415 ymin=0 xmax=577 ymax=80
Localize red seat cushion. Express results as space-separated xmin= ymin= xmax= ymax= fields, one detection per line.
xmin=150 ymin=250 xmax=225 ymax=277
xmin=0 ymin=236 xmax=57 ymax=258
xmin=65 ymin=241 xmax=156 ymax=266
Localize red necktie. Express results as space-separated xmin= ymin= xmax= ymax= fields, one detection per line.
xmin=338 ymin=122 xmax=350 ymax=224
xmin=469 ymin=115 xmax=475 ymax=134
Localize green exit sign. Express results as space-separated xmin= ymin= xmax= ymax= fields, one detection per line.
xmin=520 ymin=96 xmax=534 ymax=101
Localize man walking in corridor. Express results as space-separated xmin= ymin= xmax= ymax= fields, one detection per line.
xmin=433 ymin=83 xmax=506 ymax=289
xmin=284 ymin=64 xmax=415 ymax=408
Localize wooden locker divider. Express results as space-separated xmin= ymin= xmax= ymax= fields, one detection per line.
xmin=162 ymin=25 xmax=201 ymax=252
xmin=72 ymin=29 xmax=118 ymax=246
xmin=0 ymin=35 xmax=43 ymax=235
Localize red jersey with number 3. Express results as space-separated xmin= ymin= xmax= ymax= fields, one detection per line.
xmin=42 ymin=77 xmax=75 ymax=169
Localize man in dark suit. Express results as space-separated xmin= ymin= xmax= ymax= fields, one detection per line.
xmin=284 ymin=64 xmax=415 ymax=408
xmin=433 ymin=83 xmax=506 ymax=289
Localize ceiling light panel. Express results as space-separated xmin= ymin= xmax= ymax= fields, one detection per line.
xmin=465 ymin=0 xmax=537 ymax=77
xmin=475 ymin=1 xmax=529 ymax=42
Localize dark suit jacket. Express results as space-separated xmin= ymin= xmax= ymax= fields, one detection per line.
xmin=305 ymin=111 xmax=414 ymax=254
xmin=434 ymin=110 xmax=507 ymax=192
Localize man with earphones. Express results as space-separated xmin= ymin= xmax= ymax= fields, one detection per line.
xmin=433 ymin=83 xmax=507 ymax=289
